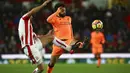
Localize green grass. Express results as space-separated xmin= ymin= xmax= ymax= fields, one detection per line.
xmin=0 ymin=64 xmax=130 ymax=73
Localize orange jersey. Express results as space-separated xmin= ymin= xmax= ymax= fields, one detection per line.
xmin=47 ymin=12 xmax=73 ymax=40
xmin=90 ymin=31 xmax=105 ymax=48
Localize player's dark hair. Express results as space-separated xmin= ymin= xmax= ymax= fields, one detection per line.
xmin=54 ymin=3 xmax=65 ymax=11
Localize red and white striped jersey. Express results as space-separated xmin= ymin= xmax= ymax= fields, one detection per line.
xmin=18 ymin=14 xmax=37 ymax=48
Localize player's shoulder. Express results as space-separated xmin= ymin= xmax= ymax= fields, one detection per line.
xmin=22 ymin=13 xmax=28 ymax=18
xmin=65 ymin=16 xmax=71 ymax=19
xmin=21 ymin=13 xmax=30 ymax=20
xmin=99 ymin=31 xmax=103 ymax=34
xmin=99 ymin=32 xmax=104 ymax=36
xmin=65 ymin=16 xmax=72 ymax=22
xmin=91 ymin=31 xmax=96 ymax=35
xmin=92 ymin=31 xmax=96 ymax=33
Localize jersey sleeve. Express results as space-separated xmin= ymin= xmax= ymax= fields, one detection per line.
xmin=68 ymin=16 xmax=72 ymax=23
xmin=90 ymin=32 xmax=94 ymax=44
xmin=22 ymin=13 xmax=30 ymax=20
xmin=47 ymin=12 xmax=57 ymax=24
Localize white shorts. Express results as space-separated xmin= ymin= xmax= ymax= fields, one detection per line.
xmin=23 ymin=38 xmax=45 ymax=65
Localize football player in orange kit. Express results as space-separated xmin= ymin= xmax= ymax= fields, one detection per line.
xmin=46 ymin=3 xmax=83 ymax=73
xmin=90 ymin=20 xmax=105 ymax=68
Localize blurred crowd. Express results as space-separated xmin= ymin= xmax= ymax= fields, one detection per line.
xmin=0 ymin=0 xmax=130 ymax=54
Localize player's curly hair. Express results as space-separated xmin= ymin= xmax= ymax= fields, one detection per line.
xmin=54 ymin=3 xmax=65 ymax=11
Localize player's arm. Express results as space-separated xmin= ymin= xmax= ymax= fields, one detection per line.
xmin=90 ymin=33 xmax=94 ymax=44
xmin=69 ymin=16 xmax=74 ymax=40
xmin=90 ymin=38 xmax=95 ymax=45
xmin=26 ymin=0 xmax=51 ymax=18
xmin=101 ymin=33 xmax=105 ymax=44
xmin=47 ymin=8 xmax=61 ymax=24
xmin=47 ymin=13 xmax=56 ymax=24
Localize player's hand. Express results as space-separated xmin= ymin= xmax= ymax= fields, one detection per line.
xmin=56 ymin=7 xmax=62 ymax=14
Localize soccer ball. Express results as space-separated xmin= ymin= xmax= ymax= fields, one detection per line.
xmin=92 ymin=20 xmax=103 ymax=30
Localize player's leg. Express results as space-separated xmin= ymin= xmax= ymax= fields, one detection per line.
xmin=39 ymin=35 xmax=70 ymax=51
xmin=46 ymin=45 xmax=63 ymax=73
xmin=39 ymin=34 xmax=80 ymax=52
xmin=47 ymin=55 xmax=60 ymax=73
xmin=36 ymin=38 xmax=45 ymax=58
xmin=92 ymin=48 xmax=100 ymax=67
xmin=33 ymin=63 xmax=44 ymax=73
xmin=33 ymin=48 xmax=45 ymax=73
xmin=39 ymin=30 xmax=71 ymax=51
xmin=92 ymin=48 xmax=97 ymax=59
xmin=32 ymin=38 xmax=46 ymax=73
xmin=96 ymin=53 xmax=101 ymax=68
xmin=53 ymin=37 xmax=84 ymax=54
xmin=52 ymin=37 xmax=72 ymax=51
xmin=38 ymin=34 xmax=53 ymax=47
xmin=96 ymin=48 xmax=103 ymax=68
xmin=94 ymin=53 xmax=101 ymax=68
xmin=23 ymin=45 xmax=44 ymax=73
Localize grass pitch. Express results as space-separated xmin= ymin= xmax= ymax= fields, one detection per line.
xmin=0 ymin=64 xmax=130 ymax=73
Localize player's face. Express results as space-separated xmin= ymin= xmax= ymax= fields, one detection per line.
xmin=59 ymin=7 xmax=66 ymax=17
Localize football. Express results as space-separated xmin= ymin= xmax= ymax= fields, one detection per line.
xmin=92 ymin=20 xmax=103 ymax=29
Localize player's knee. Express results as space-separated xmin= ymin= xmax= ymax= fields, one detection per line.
xmin=40 ymin=66 xmax=44 ymax=70
xmin=48 ymin=63 xmax=55 ymax=68
xmin=97 ymin=54 xmax=101 ymax=59
xmin=98 ymin=56 xmax=101 ymax=59
xmin=37 ymin=63 xmax=44 ymax=70
xmin=94 ymin=54 xmax=100 ymax=59
xmin=38 ymin=67 xmax=44 ymax=73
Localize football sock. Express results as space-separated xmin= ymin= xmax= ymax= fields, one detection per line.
xmin=47 ymin=63 xmax=54 ymax=73
xmin=32 ymin=68 xmax=43 ymax=73
xmin=97 ymin=58 xmax=101 ymax=67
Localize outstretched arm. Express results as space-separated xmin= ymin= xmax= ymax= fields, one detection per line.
xmin=26 ymin=0 xmax=51 ymax=17
xmin=47 ymin=7 xmax=61 ymax=24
